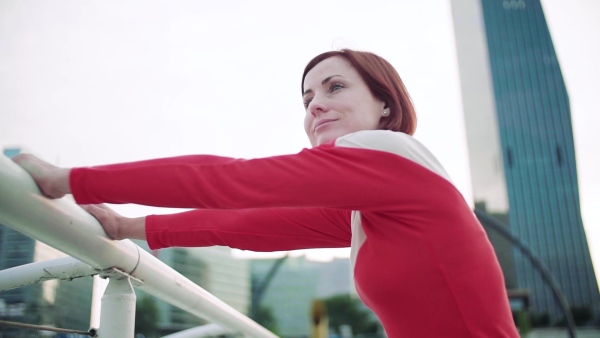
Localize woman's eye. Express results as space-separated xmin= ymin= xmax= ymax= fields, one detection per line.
xmin=303 ymin=98 xmax=313 ymax=109
xmin=330 ymin=83 xmax=344 ymax=92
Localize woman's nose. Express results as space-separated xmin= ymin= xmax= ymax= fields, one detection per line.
xmin=308 ymin=97 xmax=329 ymax=117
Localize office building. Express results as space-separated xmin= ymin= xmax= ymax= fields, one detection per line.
xmin=451 ymin=0 xmax=599 ymax=323
xmin=133 ymin=243 xmax=251 ymax=335
xmin=251 ymin=255 xmax=379 ymax=337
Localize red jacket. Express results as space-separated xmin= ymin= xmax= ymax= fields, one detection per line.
xmin=71 ymin=130 xmax=519 ymax=337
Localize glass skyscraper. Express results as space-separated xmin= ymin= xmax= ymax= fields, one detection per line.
xmin=451 ymin=0 xmax=599 ymax=323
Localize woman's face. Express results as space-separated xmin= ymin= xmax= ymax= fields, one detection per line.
xmin=303 ymin=56 xmax=386 ymax=147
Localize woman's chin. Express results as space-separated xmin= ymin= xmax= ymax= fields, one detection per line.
xmin=313 ymin=128 xmax=354 ymax=146
xmin=315 ymin=136 xmax=335 ymax=146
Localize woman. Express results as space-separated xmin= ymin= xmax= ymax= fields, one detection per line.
xmin=15 ymin=49 xmax=519 ymax=337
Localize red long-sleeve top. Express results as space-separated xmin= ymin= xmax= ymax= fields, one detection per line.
xmin=70 ymin=130 xmax=518 ymax=337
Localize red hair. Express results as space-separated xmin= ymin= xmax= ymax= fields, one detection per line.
xmin=301 ymin=49 xmax=417 ymax=135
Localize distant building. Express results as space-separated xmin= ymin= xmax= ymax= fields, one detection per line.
xmin=251 ymin=255 xmax=374 ymax=337
xmin=451 ymin=0 xmax=600 ymax=323
xmin=134 ymin=242 xmax=251 ymax=335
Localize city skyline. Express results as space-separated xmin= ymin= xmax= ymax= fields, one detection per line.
xmin=0 ymin=0 xmax=598 ymax=282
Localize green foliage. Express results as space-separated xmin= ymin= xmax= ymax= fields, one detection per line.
xmin=530 ymin=312 xmax=550 ymax=327
xmin=253 ymin=304 xmax=280 ymax=335
xmin=556 ymin=306 xmax=594 ymax=327
xmin=571 ymin=306 xmax=593 ymax=326
xmin=322 ymin=294 xmax=380 ymax=335
xmin=135 ymin=296 xmax=160 ymax=338
xmin=512 ymin=310 xmax=531 ymax=335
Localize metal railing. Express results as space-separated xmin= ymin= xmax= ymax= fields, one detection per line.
xmin=0 ymin=154 xmax=277 ymax=338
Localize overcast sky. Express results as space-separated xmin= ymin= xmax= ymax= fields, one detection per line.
xmin=0 ymin=0 xmax=598 ymax=278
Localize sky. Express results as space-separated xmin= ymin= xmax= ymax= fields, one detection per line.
xmin=0 ymin=1 xmax=598 ymax=278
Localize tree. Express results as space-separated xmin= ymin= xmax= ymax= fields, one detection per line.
xmin=135 ymin=296 xmax=160 ymax=338
xmin=571 ymin=306 xmax=593 ymax=326
xmin=556 ymin=306 xmax=594 ymax=327
xmin=253 ymin=304 xmax=279 ymax=335
xmin=322 ymin=294 xmax=380 ymax=336
xmin=531 ymin=312 xmax=550 ymax=327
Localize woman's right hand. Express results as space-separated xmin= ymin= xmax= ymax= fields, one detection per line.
xmin=12 ymin=153 xmax=71 ymax=199
xmin=81 ymin=204 xmax=147 ymax=241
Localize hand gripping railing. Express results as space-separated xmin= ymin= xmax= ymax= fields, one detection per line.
xmin=0 ymin=155 xmax=277 ymax=338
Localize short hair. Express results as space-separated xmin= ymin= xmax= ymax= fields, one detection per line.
xmin=301 ymin=49 xmax=417 ymax=135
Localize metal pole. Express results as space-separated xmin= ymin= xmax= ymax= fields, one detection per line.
xmin=99 ymin=276 xmax=137 ymax=338
xmin=251 ymin=254 xmax=288 ymax=319
xmin=161 ymin=323 xmax=230 ymax=338
xmin=0 ymin=256 xmax=96 ymax=292
xmin=91 ymin=275 xmax=108 ymax=331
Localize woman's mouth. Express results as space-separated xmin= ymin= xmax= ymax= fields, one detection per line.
xmin=314 ymin=119 xmax=338 ymax=132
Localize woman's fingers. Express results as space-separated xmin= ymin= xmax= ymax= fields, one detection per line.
xmin=80 ymin=204 xmax=103 ymax=216
xmin=80 ymin=204 xmax=123 ymax=240
xmin=13 ymin=153 xmax=70 ymax=199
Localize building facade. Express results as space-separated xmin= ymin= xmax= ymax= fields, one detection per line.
xmin=451 ymin=0 xmax=599 ymax=323
xmin=133 ymin=242 xmax=251 ymax=336
xmin=251 ymin=256 xmax=381 ymax=337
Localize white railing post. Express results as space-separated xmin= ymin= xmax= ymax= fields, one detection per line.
xmin=91 ymin=275 xmax=108 ymax=331
xmin=99 ymin=277 xmax=137 ymax=338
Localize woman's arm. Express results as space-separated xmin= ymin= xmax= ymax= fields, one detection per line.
xmin=146 ymin=207 xmax=351 ymax=251
xmin=80 ymin=203 xmax=351 ymax=251
xmin=15 ymin=132 xmax=454 ymax=213
xmin=13 ymin=153 xmax=353 ymax=251
xmin=13 ymin=153 xmax=238 ymax=200
xmin=69 ymin=144 xmax=452 ymax=211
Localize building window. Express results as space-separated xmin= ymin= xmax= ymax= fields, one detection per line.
xmin=503 ymin=0 xmax=526 ymax=10
xmin=555 ymin=144 xmax=563 ymax=166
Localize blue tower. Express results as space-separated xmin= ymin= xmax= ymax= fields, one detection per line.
xmin=452 ymin=0 xmax=599 ymax=324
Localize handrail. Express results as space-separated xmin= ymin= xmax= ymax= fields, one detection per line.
xmin=0 ymin=256 xmax=97 ymax=292
xmin=162 ymin=323 xmax=230 ymax=338
xmin=0 ymin=155 xmax=277 ymax=338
